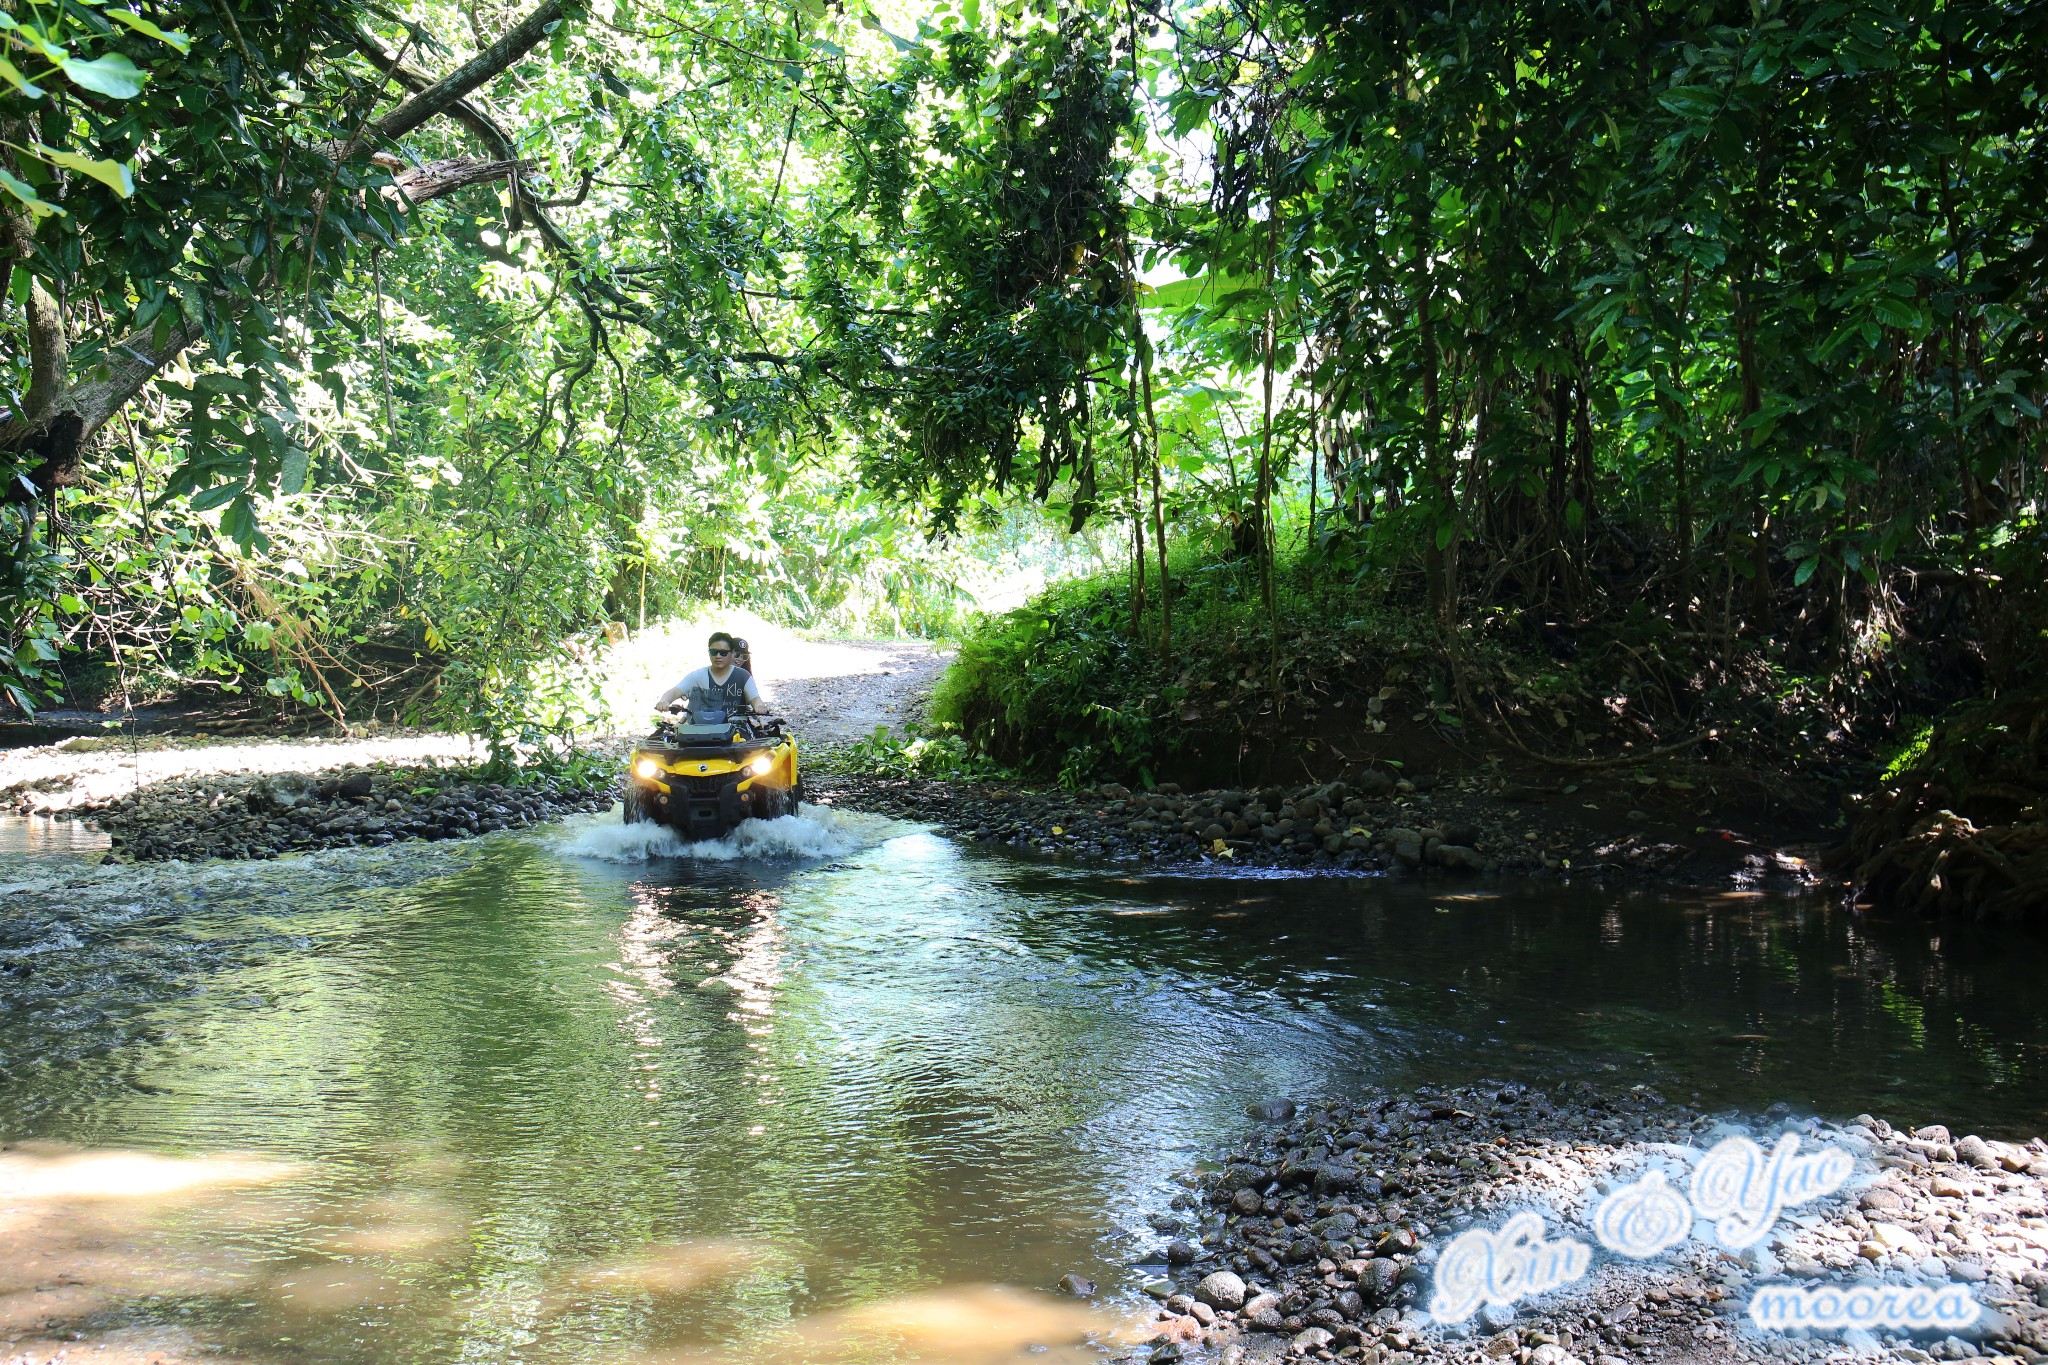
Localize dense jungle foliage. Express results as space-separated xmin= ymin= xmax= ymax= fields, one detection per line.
xmin=3 ymin=0 xmax=2043 ymax=859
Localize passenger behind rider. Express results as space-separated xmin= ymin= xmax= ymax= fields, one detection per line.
xmin=654 ymin=631 xmax=761 ymax=721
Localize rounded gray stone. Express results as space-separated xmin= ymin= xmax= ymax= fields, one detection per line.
xmin=1195 ymin=1269 xmax=1247 ymax=1311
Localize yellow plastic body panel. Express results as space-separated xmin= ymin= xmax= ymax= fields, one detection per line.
xmin=630 ymin=737 xmax=798 ymax=796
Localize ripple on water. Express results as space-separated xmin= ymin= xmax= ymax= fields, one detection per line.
xmin=6 ymin=808 xmax=2048 ymax=1365
xmin=0 ymin=835 xmax=500 ymax=1096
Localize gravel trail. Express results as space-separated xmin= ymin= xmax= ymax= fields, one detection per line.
xmin=752 ymin=637 xmax=949 ymax=747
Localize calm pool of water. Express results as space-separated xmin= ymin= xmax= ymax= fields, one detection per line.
xmin=1 ymin=807 xmax=2043 ymax=1363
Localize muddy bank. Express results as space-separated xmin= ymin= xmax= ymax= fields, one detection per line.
xmin=810 ymin=771 xmax=1825 ymax=888
xmin=1117 ymin=1084 xmax=2048 ymax=1365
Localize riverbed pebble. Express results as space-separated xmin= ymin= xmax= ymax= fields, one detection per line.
xmin=1111 ymin=1083 xmax=2048 ymax=1365
xmin=80 ymin=761 xmax=616 ymax=862
xmin=809 ymin=772 xmax=1818 ymax=888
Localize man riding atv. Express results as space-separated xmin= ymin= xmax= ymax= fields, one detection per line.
xmin=654 ymin=631 xmax=759 ymax=721
xmin=627 ymin=631 xmax=800 ymax=836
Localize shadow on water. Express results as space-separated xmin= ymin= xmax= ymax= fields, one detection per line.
xmin=0 ymin=809 xmax=2045 ymax=1363
xmin=962 ymin=854 xmax=2048 ymax=1132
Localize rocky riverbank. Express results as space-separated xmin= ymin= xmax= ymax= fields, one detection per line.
xmin=1108 ymin=1084 xmax=2048 ymax=1365
xmin=810 ymin=772 xmax=1824 ymax=888
xmin=81 ymin=763 xmax=617 ymax=861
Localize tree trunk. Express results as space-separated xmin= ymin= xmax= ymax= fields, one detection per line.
xmin=1258 ymin=135 xmax=1282 ymax=701
xmin=1416 ymin=224 xmax=1452 ymax=625
xmin=1127 ymin=359 xmax=1146 ymax=637
xmin=1736 ymin=271 xmax=1770 ymax=631
xmin=1670 ymin=263 xmax=1695 ymax=580
xmin=1137 ymin=327 xmax=1172 ymax=660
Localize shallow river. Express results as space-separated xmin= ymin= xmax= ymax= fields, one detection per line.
xmin=1 ymin=807 xmax=2045 ymax=1364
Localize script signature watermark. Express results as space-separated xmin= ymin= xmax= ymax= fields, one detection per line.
xmin=1425 ymin=1131 xmax=1981 ymax=1338
xmin=1688 ymin=1133 xmax=1854 ymax=1250
xmin=1430 ymin=1212 xmax=1592 ymax=1326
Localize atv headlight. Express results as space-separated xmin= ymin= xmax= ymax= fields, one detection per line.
xmin=635 ymin=759 xmax=661 ymax=780
xmin=749 ymin=755 xmax=773 ymax=776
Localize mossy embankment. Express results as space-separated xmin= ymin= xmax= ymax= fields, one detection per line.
xmin=899 ymin=547 xmax=2044 ymax=914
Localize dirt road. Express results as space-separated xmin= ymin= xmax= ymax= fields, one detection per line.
xmin=2 ymin=635 xmax=952 ymax=813
xmin=752 ymin=639 xmax=950 ymax=747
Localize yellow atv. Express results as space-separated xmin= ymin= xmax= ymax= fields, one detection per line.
xmin=626 ymin=710 xmax=801 ymax=840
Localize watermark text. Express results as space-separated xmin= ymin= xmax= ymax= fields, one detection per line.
xmin=1747 ymin=1283 xmax=1979 ymax=1332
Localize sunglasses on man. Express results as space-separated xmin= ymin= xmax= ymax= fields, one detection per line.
xmin=710 ymin=648 xmax=732 ymax=657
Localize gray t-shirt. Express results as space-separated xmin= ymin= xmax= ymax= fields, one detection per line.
xmin=673 ymin=666 xmax=759 ymax=719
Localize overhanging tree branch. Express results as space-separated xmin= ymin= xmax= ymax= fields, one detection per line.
xmin=393 ymin=157 xmax=535 ymax=201
xmin=370 ymin=0 xmax=566 ymax=143
xmin=2 ymin=6 xmax=575 ymax=500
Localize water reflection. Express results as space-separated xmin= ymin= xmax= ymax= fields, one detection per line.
xmin=0 ymin=813 xmax=110 ymax=857
xmin=0 ymin=814 xmax=2045 ymax=1364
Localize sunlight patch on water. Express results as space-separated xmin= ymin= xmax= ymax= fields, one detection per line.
xmin=541 ymin=1238 xmax=772 ymax=1313
xmin=559 ymin=805 xmax=894 ymax=863
xmin=747 ymin=1283 xmax=1133 ymax=1365
xmin=0 ymin=1143 xmax=299 ymax=1202
xmin=0 ymin=1142 xmax=310 ymax=1348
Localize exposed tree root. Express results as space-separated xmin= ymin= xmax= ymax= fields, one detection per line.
xmin=1844 ymin=693 xmax=2048 ymax=922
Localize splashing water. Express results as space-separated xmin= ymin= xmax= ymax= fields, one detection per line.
xmin=557 ymin=804 xmax=887 ymax=862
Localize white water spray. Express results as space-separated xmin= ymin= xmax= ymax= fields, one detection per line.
xmin=559 ymin=805 xmax=888 ymax=863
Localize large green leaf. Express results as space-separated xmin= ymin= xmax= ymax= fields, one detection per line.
xmin=0 ymin=167 xmax=66 ymax=218
xmin=25 ymin=143 xmax=135 ymax=196
xmin=280 ymin=444 xmax=310 ymax=496
xmin=105 ymin=8 xmax=191 ymax=52
xmin=1870 ymin=296 xmax=1922 ymax=331
xmin=0 ymin=55 xmax=46 ymax=97
xmin=219 ymin=494 xmax=264 ymax=549
xmin=1655 ymin=85 xmax=1721 ymax=118
xmin=1141 ymin=271 xmax=1262 ymax=310
xmin=189 ymin=482 xmax=245 ymax=512
xmin=60 ymin=52 xmax=147 ymax=98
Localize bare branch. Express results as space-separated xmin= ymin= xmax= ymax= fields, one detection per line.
xmin=530 ymin=167 xmax=594 ymax=208
xmin=371 ymin=0 xmax=566 ymax=144
xmin=393 ymin=156 xmax=536 ymax=202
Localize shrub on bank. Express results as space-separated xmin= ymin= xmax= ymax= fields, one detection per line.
xmin=927 ymin=548 xmax=1440 ymax=785
xmin=927 ymin=532 xmax=1987 ymax=799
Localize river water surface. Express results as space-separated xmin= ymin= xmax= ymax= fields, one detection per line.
xmin=2 ymin=807 xmax=2045 ymax=1364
